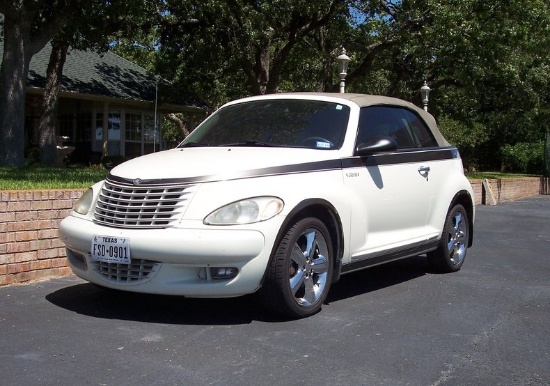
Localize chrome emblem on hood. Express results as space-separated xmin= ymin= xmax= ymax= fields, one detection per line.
xmin=133 ymin=178 xmax=142 ymax=185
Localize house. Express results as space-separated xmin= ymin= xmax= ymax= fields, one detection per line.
xmin=1 ymin=40 xmax=206 ymax=164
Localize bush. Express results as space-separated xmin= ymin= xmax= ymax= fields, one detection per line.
xmin=438 ymin=116 xmax=489 ymax=171
xmin=101 ymin=155 xmax=127 ymax=170
xmin=501 ymin=141 xmax=545 ymax=174
xmin=24 ymin=147 xmax=40 ymax=165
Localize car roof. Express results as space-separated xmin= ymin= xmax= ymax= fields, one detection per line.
xmin=280 ymin=92 xmax=413 ymax=107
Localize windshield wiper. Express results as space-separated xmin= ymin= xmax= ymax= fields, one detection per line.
xmin=178 ymin=141 xmax=209 ymax=148
xmin=219 ymin=140 xmax=281 ymax=147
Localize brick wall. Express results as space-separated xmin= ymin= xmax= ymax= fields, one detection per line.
xmin=470 ymin=177 xmax=550 ymax=205
xmin=1 ymin=177 xmax=549 ymax=287
xmin=0 ymin=189 xmax=84 ymax=286
xmin=469 ymin=179 xmax=483 ymax=206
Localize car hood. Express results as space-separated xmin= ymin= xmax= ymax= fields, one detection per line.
xmin=109 ymin=147 xmax=340 ymax=183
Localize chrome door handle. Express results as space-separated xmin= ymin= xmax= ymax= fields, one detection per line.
xmin=418 ymin=166 xmax=431 ymax=179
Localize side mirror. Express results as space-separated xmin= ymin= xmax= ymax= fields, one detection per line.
xmin=355 ymin=135 xmax=398 ymax=156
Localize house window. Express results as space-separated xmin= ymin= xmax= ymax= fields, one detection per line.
xmin=95 ymin=111 xmax=121 ymax=155
xmin=76 ymin=112 xmax=92 ymax=142
xmin=144 ymin=114 xmax=159 ymax=154
xmin=144 ymin=114 xmax=158 ymax=144
xmin=58 ymin=114 xmax=74 ymax=139
xmin=124 ymin=113 xmax=160 ymax=157
xmin=125 ymin=113 xmax=142 ymax=141
xmin=125 ymin=112 xmax=143 ymax=158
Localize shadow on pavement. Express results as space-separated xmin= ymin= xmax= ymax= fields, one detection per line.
xmin=46 ymin=255 xmax=428 ymax=325
xmin=326 ymin=254 xmax=428 ymax=303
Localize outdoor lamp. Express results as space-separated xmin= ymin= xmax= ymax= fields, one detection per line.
xmin=421 ymin=80 xmax=431 ymax=112
xmin=337 ymin=48 xmax=351 ymax=93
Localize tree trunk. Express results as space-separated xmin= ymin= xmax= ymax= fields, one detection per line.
xmin=0 ymin=3 xmax=80 ymax=167
xmin=166 ymin=113 xmax=190 ymax=138
xmin=0 ymin=15 xmax=32 ymax=167
xmin=39 ymin=40 xmax=69 ymax=165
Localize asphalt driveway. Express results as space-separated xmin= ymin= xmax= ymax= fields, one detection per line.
xmin=1 ymin=196 xmax=549 ymax=385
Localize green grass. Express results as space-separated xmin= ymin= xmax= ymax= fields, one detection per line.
xmin=0 ymin=165 xmax=542 ymax=190
xmin=0 ymin=165 xmax=108 ymax=190
xmin=466 ymin=171 xmax=540 ymax=180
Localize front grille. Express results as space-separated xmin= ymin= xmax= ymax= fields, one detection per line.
xmin=93 ymin=259 xmax=159 ymax=283
xmin=94 ymin=178 xmax=196 ymax=229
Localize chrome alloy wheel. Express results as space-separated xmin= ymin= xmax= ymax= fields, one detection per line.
xmin=289 ymin=227 xmax=330 ymax=307
xmin=447 ymin=210 xmax=467 ymax=266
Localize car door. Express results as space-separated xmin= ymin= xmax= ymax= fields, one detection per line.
xmin=344 ymin=106 xmax=438 ymax=262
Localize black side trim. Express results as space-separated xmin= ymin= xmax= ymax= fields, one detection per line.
xmin=108 ymin=147 xmax=459 ymax=186
xmin=341 ymin=238 xmax=439 ymax=274
xmin=108 ymin=159 xmax=343 ymax=186
xmin=342 ymin=147 xmax=456 ymax=168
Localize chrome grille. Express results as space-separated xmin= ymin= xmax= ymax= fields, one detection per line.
xmin=94 ymin=179 xmax=196 ymax=229
xmin=93 ymin=259 xmax=159 ymax=283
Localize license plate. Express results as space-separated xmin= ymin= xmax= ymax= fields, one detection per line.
xmin=91 ymin=235 xmax=131 ymax=264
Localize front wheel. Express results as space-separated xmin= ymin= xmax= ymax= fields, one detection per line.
xmin=427 ymin=204 xmax=469 ymax=273
xmin=260 ymin=217 xmax=333 ymax=319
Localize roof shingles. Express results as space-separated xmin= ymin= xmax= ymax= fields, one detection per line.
xmin=27 ymin=43 xmax=156 ymax=102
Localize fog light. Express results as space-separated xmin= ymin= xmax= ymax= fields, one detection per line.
xmin=210 ymin=267 xmax=239 ymax=280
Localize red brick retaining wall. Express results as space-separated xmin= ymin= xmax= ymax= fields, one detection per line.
xmin=470 ymin=177 xmax=550 ymax=205
xmin=1 ymin=177 xmax=549 ymax=287
xmin=0 ymin=189 xmax=83 ymax=286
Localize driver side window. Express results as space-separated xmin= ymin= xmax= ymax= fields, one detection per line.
xmin=357 ymin=106 xmax=437 ymax=149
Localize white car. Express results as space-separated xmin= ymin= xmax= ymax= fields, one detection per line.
xmin=59 ymin=93 xmax=475 ymax=318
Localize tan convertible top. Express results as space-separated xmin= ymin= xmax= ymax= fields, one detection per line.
xmin=278 ymin=92 xmax=450 ymax=147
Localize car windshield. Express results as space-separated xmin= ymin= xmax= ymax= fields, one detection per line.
xmin=178 ymin=99 xmax=350 ymax=150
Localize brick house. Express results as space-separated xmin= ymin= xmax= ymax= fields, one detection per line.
xmin=1 ymin=40 xmax=205 ymax=164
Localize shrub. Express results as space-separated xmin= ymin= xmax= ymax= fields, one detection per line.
xmin=438 ymin=116 xmax=489 ymax=171
xmin=501 ymin=141 xmax=545 ymax=174
xmin=101 ymin=155 xmax=127 ymax=170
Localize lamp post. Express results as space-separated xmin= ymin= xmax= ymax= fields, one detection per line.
xmin=420 ymin=80 xmax=431 ymax=112
xmin=154 ymin=76 xmax=158 ymax=152
xmin=337 ymin=48 xmax=350 ymax=93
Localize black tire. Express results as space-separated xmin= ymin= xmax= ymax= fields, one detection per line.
xmin=260 ymin=217 xmax=333 ymax=319
xmin=427 ymin=204 xmax=469 ymax=273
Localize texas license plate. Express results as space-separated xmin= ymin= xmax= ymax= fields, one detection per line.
xmin=91 ymin=235 xmax=131 ymax=264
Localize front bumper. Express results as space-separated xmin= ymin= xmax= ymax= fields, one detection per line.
xmin=59 ymin=216 xmax=272 ymax=297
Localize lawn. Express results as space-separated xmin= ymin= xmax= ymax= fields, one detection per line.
xmin=0 ymin=165 xmax=108 ymax=190
xmin=0 ymin=165 xmax=541 ymax=190
xmin=465 ymin=171 xmax=540 ymax=180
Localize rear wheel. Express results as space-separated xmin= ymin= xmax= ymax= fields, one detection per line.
xmin=260 ymin=217 xmax=333 ymax=319
xmin=428 ymin=204 xmax=469 ymax=273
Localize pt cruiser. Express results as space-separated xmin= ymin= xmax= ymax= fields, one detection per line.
xmin=60 ymin=93 xmax=475 ymax=318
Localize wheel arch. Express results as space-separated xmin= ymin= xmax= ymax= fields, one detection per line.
xmin=261 ymin=198 xmax=345 ymax=287
xmin=449 ymin=190 xmax=475 ymax=247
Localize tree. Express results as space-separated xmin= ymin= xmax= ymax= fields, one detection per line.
xmin=110 ymin=10 xmax=200 ymax=143
xmin=156 ymin=0 xmax=348 ymax=107
xmin=38 ymin=37 xmax=69 ymax=164
xmin=33 ymin=0 xmax=544 ymax=172
xmin=36 ymin=0 xmax=160 ymax=164
xmin=424 ymin=0 xmax=549 ymax=170
xmin=0 ymin=0 xmax=85 ymax=167
xmin=347 ymin=0 xmax=550 ymax=171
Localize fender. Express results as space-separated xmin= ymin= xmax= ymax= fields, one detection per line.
xmin=260 ymin=198 xmax=345 ymax=287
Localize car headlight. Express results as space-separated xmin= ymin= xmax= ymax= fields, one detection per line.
xmin=73 ymin=188 xmax=94 ymax=215
xmin=204 ymin=197 xmax=284 ymax=225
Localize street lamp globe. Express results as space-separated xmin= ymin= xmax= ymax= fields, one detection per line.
xmin=420 ymin=80 xmax=431 ymax=112
xmin=337 ymin=48 xmax=351 ymax=93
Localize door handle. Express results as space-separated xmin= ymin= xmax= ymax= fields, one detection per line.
xmin=418 ymin=166 xmax=431 ymax=179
